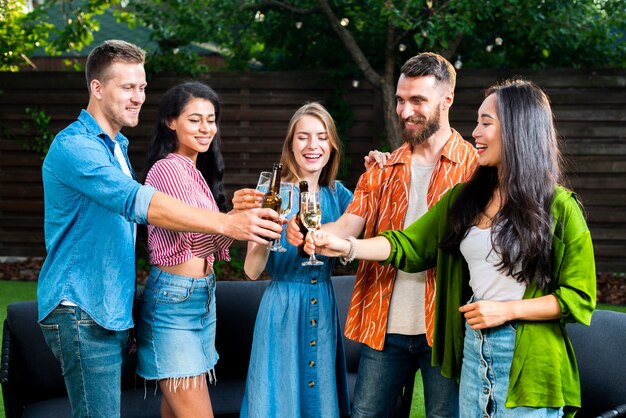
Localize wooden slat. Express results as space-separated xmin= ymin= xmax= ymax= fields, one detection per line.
xmin=0 ymin=245 xmax=46 ymax=257
xmin=564 ymin=159 xmax=626 ymax=174
xmin=0 ymin=215 xmax=43 ymax=228
xmin=0 ymin=200 xmax=44 ymax=212
xmin=592 ymin=243 xmax=626 ymax=258
xmin=0 ymin=185 xmax=44 ymax=198
xmin=588 ymin=228 xmax=626 ymax=241
xmin=561 ymin=139 xmax=626 ymax=156
xmin=0 ymin=232 xmax=44 ymax=243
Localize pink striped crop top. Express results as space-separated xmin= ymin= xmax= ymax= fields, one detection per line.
xmin=145 ymin=153 xmax=232 ymax=267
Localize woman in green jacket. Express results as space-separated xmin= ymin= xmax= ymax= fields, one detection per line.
xmin=308 ymin=79 xmax=596 ymax=417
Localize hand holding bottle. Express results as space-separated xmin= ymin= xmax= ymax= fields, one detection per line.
xmin=261 ymin=163 xmax=286 ymax=252
xmin=222 ymin=208 xmax=284 ymax=245
xmin=286 ymin=216 xmax=305 ymax=246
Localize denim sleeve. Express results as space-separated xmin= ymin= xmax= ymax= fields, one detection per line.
xmin=45 ymin=133 xmax=146 ymax=222
xmin=134 ymin=185 xmax=157 ymax=224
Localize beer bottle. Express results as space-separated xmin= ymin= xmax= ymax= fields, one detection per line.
xmin=262 ymin=162 xmax=282 ymax=212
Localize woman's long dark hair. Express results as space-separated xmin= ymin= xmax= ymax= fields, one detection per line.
xmin=441 ymin=79 xmax=562 ymax=289
xmin=142 ymin=81 xmax=227 ymax=212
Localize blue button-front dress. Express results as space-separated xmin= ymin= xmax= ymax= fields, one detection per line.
xmin=240 ymin=181 xmax=353 ymax=418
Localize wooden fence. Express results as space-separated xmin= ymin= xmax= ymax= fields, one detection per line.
xmin=1 ymin=69 xmax=625 ymax=272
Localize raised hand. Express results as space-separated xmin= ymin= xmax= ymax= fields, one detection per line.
xmin=364 ymin=150 xmax=391 ymax=169
xmin=232 ymin=188 xmax=264 ymax=211
xmin=285 ymin=216 xmax=304 ymax=246
xmin=223 ymin=208 xmax=285 ymax=245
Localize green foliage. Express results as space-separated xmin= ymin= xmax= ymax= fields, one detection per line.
xmin=0 ymin=0 xmax=54 ymax=71
xmin=20 ymin=107 xmax=54 ymax=158
xmin=213 ymin=246 xmax=245 ymax=279
xmin=136 ymin=255 xmax=150 ymax=274
xmin=1 ymin=0 xmax=131 ymax=71
xmin=144 ymin=48 xmax=207 ymax=76
xmin=121 ymin=0 xmax=229 ymax=75
xmin=215 ymin=0 xmax=625 ymax=71
xmin=6 ymin=0 xmax=623 ymax=74
xmin=451 ymin=0 xmax=626 ymax=69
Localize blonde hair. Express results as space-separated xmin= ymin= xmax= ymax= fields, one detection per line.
xmin=280 ymin=102 xmax=342 ymax=186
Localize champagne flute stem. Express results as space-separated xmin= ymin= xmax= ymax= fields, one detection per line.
xmin=308 ymin=229 xmax=317 ymax=263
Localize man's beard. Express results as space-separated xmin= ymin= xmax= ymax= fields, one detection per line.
xmin=401 ymin=108 xmax=441 ymax=146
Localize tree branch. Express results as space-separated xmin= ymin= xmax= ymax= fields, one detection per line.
xmin=316 ymin=0 xmax=382 ymax=86
xmin=434 ymin=0 xmax=452 ymax=16
xmin=438 ymin=31 xmax=464 ymax=60
xmin=400 ymin=0 xmax=411 ymax=20
xmin=391 ymin=0 xmax=437 ymax=49
xmin=20 ymin=53 xmax=38 ymax=70
xmin=394 ymin=26 xmax=420 ymax=48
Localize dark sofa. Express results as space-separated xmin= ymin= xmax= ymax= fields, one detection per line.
xmin=565 ymin=309 xmax=626 ymax=417
xmin=6 ymin=276 xmax=623 ymax=418
xmin=1 ymin=275 xmax=413 ymax=417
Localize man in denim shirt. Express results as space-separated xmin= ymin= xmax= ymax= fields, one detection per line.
xmin=37 ymin=40 xmax=282 ymax=418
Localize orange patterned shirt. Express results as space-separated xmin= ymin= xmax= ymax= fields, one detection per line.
xmin=344 ymin=130 xmax=478 ymax=350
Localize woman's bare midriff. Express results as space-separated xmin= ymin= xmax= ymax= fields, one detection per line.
xmin=158 ymin=256 xmax=213 ymax=278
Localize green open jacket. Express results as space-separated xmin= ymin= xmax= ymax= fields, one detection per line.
xmin=380 ymin=185 xmax=596 ymax=416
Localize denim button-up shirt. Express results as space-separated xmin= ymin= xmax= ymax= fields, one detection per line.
xmin=38 ymin=110 xmax=156 ymax=331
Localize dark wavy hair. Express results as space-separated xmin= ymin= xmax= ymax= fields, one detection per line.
xmin=142 ymin=81 xmax=227 ymax=212
xmin=440 ymin=79 xmax=562 ymax=289
xmin=401 ymin=52 xmax=456 ymax=91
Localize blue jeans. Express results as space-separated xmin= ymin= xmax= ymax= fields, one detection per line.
xmin=351 ymin=333 xmax=459 ymax=418
xmin=460 ymin=321 xmax=563 ymax=417
xmin=39 ymin=305 xmax=130 ymax=418
xmin=136 ymin=267 xmax=218 ymax=381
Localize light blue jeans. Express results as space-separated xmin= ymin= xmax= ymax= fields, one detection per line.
xmin=460 ymin=321 xmax=563 ymax=417
xmin=40 ymin=305 xmax=130 ymax=418
xmin=351 ymin=333 xmax=460 ymax=418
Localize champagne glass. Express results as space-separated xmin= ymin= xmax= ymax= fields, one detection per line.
xmin=269 ymin=182 xmax=294 ymax=252
xmin=256 ymin=171 xmax=272 ymax=195
xmin=300 ymin=191 xmax=324 ymax=266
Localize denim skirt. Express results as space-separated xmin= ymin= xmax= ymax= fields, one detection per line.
xmin=460 ymin=320 xmax=563 ymax=417
xmin=136 ymin=267 xmax=218 ymax=382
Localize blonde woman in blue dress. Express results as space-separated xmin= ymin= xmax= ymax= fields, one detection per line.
xmin=233 ymin=102 xmax=352 ymax=417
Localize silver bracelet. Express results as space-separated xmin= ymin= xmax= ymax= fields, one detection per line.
xmin=339 ymin=236 xmax=357 ymax=265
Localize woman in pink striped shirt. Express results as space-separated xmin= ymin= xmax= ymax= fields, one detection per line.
xmin=136 ymin=81 xmax=232 ymax=418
